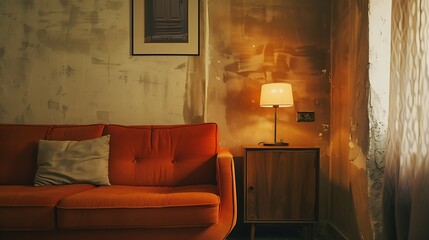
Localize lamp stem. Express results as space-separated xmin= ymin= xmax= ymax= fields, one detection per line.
xmin=273 ymin=105 xmax=279 ymax=143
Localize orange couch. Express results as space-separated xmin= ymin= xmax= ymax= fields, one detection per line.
xmin=0 ymin=123 xmax=236 ymax=240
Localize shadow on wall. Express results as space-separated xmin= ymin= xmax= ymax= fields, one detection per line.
xmin=329 ymin=179 xmax=362 ymax=239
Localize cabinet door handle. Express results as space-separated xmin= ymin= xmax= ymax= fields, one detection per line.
xmin=248 ymin=186 xmax=254 ymax=191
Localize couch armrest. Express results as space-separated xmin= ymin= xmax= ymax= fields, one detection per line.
xmin=216 ymin=149 xmax=237 ymax=237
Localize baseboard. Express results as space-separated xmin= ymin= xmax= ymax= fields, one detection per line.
xmin=325 ymin=221 xmax=349 ymax=240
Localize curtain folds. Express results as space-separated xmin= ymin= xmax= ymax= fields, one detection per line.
xmin=383 ymin=0 xmax=429 ymax=239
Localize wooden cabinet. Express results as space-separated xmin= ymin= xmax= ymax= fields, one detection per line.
xmin=243 ymin=146 xmax=319 ymax=239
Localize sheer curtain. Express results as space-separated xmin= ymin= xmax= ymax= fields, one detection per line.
xmin=383 ymin=0 xmax=429 ymax=239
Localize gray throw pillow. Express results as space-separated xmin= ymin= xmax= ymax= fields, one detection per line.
xmin=34 ymin=135 xmax=110 ymax=186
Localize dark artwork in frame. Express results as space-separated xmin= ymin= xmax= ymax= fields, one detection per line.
xmin=132 ymin=0 xmax=199 ymax=55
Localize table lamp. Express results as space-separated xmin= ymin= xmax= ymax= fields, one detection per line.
xmin=260 ymin=82 xmax=294 ymax=146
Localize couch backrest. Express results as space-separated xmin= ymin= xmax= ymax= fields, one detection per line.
xmin=45 ymin=124 xmax=105 ymax=141
xmin=0 ymin=125 xmax=51 ymax=185
xmin=0 ymin=123 xmax=218 ymax=186
xmin=104 ymin=123 xmax=218 ymax=186
xmin=0 ymin=124 xmax=105 ymax=185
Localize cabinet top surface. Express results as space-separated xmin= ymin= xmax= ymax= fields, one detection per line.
xmin=242 ymin=145 xmax=319 ymax=150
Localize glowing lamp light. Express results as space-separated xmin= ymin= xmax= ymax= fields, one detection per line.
xmin=260 ymin=82 xmax=294 ymax=146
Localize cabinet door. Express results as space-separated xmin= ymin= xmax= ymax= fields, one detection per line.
xmin=245 ymin=149 xmax=318 ymax=222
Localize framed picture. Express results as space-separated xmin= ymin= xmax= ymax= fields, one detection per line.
xmin=132 ymin=0 xmax=200 ymax=55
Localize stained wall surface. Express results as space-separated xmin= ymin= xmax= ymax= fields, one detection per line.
xmin=330 ymin=1 xmax=363 ymax=238
xmin=330 ymin=0 xmax=389 ymax=239
xmin=207 ymin=0 xmax=331 ymax=155
xmin=0 ymin=0 xmax=204 ymax=125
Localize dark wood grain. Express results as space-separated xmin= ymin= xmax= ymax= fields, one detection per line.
xmin=244 ymin=147 xmax=319 ymax=223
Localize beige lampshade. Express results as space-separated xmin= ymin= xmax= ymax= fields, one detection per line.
xmin=260 ymin=83 xmax=294 ymax=107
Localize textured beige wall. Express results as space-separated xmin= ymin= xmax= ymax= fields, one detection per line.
xmin=367 ymin=0 xmax=390 ymax=238
xmin=0 ymin=0 xmax=203 ymax=125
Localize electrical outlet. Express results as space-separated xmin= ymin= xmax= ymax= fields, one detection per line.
xmin=297 ymin=112 xmax=315 ymax=122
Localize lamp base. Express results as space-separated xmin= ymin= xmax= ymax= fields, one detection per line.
xmin=262 ymin=142 xmax=289 ymax=146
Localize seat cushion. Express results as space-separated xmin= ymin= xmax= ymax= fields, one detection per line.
xmin=57 ymin=185 xmax=220 ymax=229
xmin=0 ymin=184 xmax=95 ymax=230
